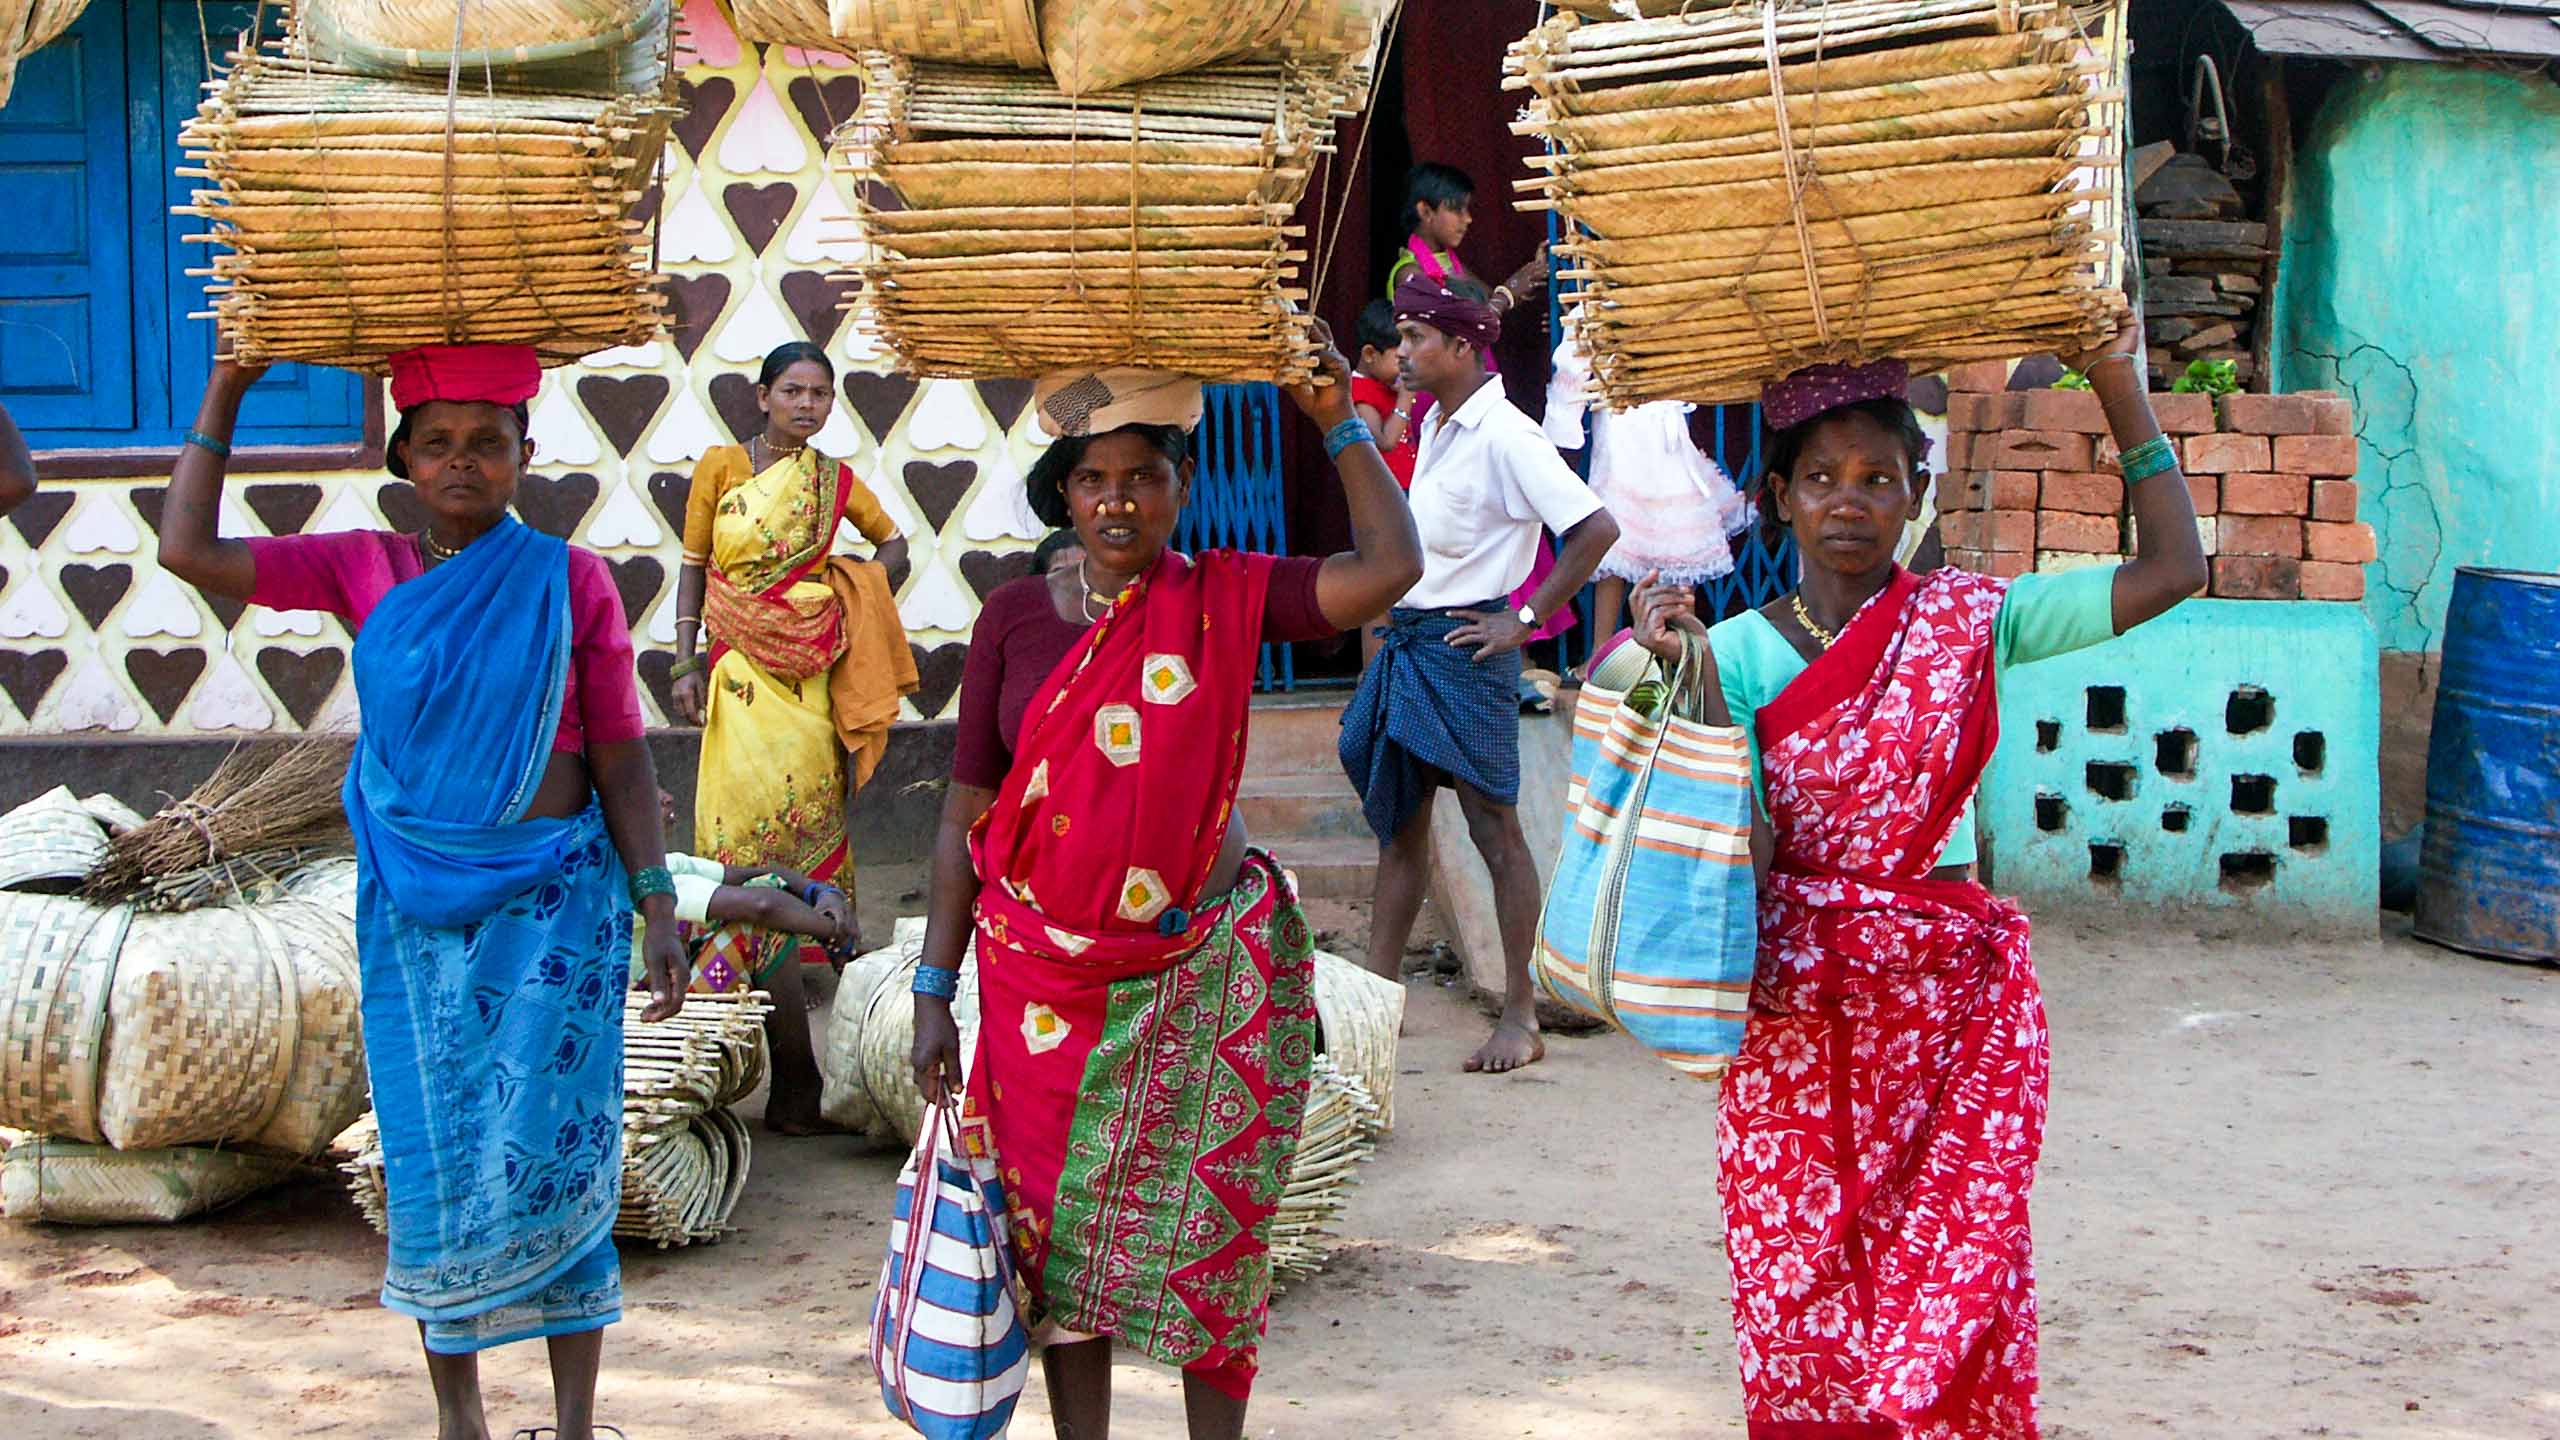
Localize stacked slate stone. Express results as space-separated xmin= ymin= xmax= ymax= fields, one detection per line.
xmin=2133 ymin=150 xmax=2264 ymax=389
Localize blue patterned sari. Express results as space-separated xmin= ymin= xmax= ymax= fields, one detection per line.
xmin=346 ymin=518 xmax=628 ymax=1354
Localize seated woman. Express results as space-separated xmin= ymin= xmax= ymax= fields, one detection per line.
xmin=159 ymin=345 xmax=686 ymax=1440
xmin=907 ymin=332 xmax=1422 ymax=1439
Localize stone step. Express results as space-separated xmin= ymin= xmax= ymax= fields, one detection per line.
xmin=1236 ymin=770 xmax=1369 ymax=840
xmin=1243 ymin=693 xmax=1349 ymax=778
xmin=1266 ymin=834 xmax=1378 ymax=902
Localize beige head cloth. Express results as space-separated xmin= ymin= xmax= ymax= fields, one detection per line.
xmin=1033 ymin=368 xmax=1206 ymax=439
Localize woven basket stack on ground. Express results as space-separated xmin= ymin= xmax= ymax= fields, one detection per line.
xmin=836 ymin=55 xmax=1363 ymax=383
xmin=1508 ymin=0 xmax=2130 ymax=406
xmin=0 ymin=0 xmax=89 ymax=107
xmin=2 ymin=1137 xmax=302 ymax=1225
xmin=819 ymin=916 xmax=1393 ymax=1287
xmin=176 ymin=4 xmax=679 ymax=372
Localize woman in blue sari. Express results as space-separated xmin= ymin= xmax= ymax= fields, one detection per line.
xmin=162 ymin=345 xmax=688 ymax=1440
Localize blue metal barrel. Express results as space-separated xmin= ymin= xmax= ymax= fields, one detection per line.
xmin=2414 ymin=567 xmax=2560 ymax=961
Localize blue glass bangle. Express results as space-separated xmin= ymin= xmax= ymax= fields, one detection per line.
xmin=912 ymin=964 xmax=960 ymax=1000
xmin=1323 ymin=417 xmax=1374 ymax=461
xmin=183 ymin=430 xmax=232 ymax=459
xmin=2120 ymin=434 xmax=2179 ymax=484
xmin=629 ymin=865 xmax=676 ymax=903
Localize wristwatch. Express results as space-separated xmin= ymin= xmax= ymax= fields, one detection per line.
xmin=1516 ymin=602 xmax=1539 ymax=628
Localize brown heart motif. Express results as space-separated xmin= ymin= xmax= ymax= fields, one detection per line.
xmin=779 ymin=270 xmax=847 ymax=349
xmin=647 ymin=472 xmax=693 ymax=538
xmin=2004 ymin=355 xmax=2066 ymax=392
xmin=7 ymin=491 xmax=72 ymax=548
xmin=245 ymin=482 xmax=325 ymax=538
xmin=256 ymin=647 xmax=347 ymax=728
xmin=517 ymin=472 xmax=602 ymax=539
xmin=724 ymin=182 xmax=799 ymax=257
xmin=207 ymin=592 xmax=248 ymax=635
xmin=575 ymin=374 xmax=672 ymax=458
xmin=126 ymin=648 xmax=208 ymax=723
xmin=129 ymin=487 xmax=170 ymax=536
xmin=881 ymin=552 xmax=912 ymax=597
xmin=631 ymin=179 xmax=664 ymax=229
xmin=844 ymin=372 xmax=918 ymax=443
xmin=977 ymin=380 xmax=1036 ymax=433
xmin=665 ymin=273 xmax=733 ymax=361
xmin=903 ymin=460 xmax=978 ymax=535
xmin=60 ymin=564 xmax=132 ymax=632
xmin=376 ymin=483 xmax=429 ymax=536
xmin=909 ymin=642 xmax=969 ymax=720
xmin=635 ymin=649 xmax=679 ymax=725
xmin=1903 ymin=374 xmax=1949 ymax=418
xmin=0 ymin=650 xmax=67 ymax=719
xmin=673 ymin=77 xmax=735 ymax=161
xmin=786 ymin=75 xmax=864 ymax=145
xmin=958 ymin=548 xmax=1034 ymax=600
xmin=708 ymin=374 xmax=766 ymax=445
xmin=608 ymin=556 xmax=665 ymax=629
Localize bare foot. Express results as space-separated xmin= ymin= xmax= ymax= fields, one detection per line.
xmin=1464 ymin=1018 xmax=1545 ymax=1075
xmin=763 ymin=1107 xmax=856 ymax=1138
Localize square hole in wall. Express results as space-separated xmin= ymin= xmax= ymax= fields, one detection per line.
xmin=2289 ymin=816 xmax=2330 ymax=852
xmin=2226 ymin=686 xmax=2275 ymax=735
xmin=2294 ymin=731 xmax=2327 ymax=774
xmin=2036 ymin=793 xmax=2068 ymax=832
xmin=2085 ymin=686 xmax=2128 ymax=733
xmin=2155 ymin=728 xmax=2198 ymax=780
xmin=2087 ymin=761 xmax=2137 ymax=801
xmin=2089 ymin=842 xmax=2125 ymax=882
xmin=2231 ymin=774 xmax=2277 ymax=815
xmin=2220 ymin=851 xmax=2277 ymax=892
xmin=2036 ymin=720 xmax=2062 ymax=754
xmin=2161 ymin=804 xmax=2192 ymax=833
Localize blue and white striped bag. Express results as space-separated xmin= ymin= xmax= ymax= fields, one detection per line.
xmin=1534 ymin=631 xmax=1758 ymax=1081
xmin=871 ymin=1104 xmax=1031 ymax=1440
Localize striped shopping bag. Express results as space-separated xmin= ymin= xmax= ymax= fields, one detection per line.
xmin=871 ymin=1104 xmax=1031 ymax=1440
xmin=1535 ymin=631 xmax=1758 ymax=1081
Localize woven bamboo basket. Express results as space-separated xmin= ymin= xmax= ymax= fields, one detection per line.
xmin=838 ymin=53 xmax=1355 ymax=382
xmin=1267 ymin=1056 xmax=1378 ymax=1288
xmin=301 ymin=0 xmax=656 ymax=62
xmin=2 ymin=1137 xmax=298 ymax=1225
xmin=1508 ymin=0 xmax=2130 ymax=405
xmin=0 ymin=787 xmax=109 ymax=894
xmin=179 ymin=13 xmax=676 ymax=372
xmin=0 ymin=0 xmax=88 ymax=108
xmin=1040 ymin=0 xmax=1388 ymax=97
xmin=826 ymin=0 xmax=1043 ymax=69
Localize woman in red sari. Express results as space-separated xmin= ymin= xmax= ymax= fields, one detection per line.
xmin=1631 ymin=316 xmax=2208 ymax=1438
xmin=909 ymin=332 xmax=1421 ymax=1440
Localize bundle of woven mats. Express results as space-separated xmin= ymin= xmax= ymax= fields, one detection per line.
xmin=0 ymin=0 xmax=89 ymax=107
xmin=818 ymin=915 xmax=1400 ymax=1285
xmin=176 ymin=1 xmax=679 ymax=371
xmin=344 ymin=991 xmax=772 ymax=1248
xmin=1506 ymin=0 xmax=2132 ymax=406
xmin=834 ymin=54 xmax=1369 ymax=384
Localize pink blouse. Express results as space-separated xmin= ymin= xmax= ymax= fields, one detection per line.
xmin=244 ymin=530 xmax=646 ymax=754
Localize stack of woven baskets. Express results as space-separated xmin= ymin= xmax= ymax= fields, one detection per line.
xmin=820 ymin=917 xmax=1402 ymax=1286
xmin=0 ymin=791 xmax=365 ymax=1225
xmin=176 ymin=0 xmax=680 ymax=372
xmin=825 ymin=1 xmax=1396 ymax=384
xmin=346 ymin=991 xmax=771 ymax=1248
xmin=1508 ymin=0 xmax=2130 ymax=406
xmin=0 ymin=0 xmax=88 ymax=107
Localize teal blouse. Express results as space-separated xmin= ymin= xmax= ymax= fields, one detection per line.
xmin=1706 ymin=565 xmax=2121 ymax=868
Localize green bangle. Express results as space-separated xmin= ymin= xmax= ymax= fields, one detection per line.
xmin=2120 ymin=434 xmax=2179 ymax=484
xmin=629 ymin=865 xmax=675 ymax=904
xmin=668 ymin=655 xmax=703 ymax=680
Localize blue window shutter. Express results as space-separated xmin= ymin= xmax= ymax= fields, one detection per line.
xmin=0 ymin=9 xmax=136 ymax=438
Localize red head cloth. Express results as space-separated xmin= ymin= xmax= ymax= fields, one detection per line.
xmin=1759 ymin=358 xmax=1911 ymax=433
xmin=386 ymin=344 xmax=542 ymax=413
xmin=1393 ymin=273 xmax=1502 ymax=353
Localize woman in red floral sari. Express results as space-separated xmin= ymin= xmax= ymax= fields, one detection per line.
xmin=1631 ymin=316 xmax=2208 ymax=1438
xmin=908 ymin=332 xmax=1421 ymax=1440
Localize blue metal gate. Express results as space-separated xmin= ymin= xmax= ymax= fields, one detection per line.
xmin=1176 ymin=382 xmax=1294 ymax=691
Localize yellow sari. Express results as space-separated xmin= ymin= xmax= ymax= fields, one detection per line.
xmin=684 ymin=444 xmax=908 ymax=881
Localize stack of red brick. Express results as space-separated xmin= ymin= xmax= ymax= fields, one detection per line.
xmin=1934 ymin=365 xmax=2373 ymax=601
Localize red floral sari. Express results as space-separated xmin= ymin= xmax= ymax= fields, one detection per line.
xmin=1718 ymin=567 xmax=2049 ymax=1439
xmin=961 ymin=549 xmax=1317 ymax=1401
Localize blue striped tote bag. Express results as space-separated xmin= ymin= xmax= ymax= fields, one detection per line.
xmin=1535 ymin=630 xmax=1757 ymax=1081
xmin=871 ymin=1104 xmax=1031 ymax=1440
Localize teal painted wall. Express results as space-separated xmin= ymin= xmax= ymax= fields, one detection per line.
xmin=2272 ymin=66 xmax=2560 ymax=654
xmin=1979 ymin=600 xmax=2379 ymax=931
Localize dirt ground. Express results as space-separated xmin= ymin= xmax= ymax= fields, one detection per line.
xmin=4 ymin=905 xmax=2555 ymax=1440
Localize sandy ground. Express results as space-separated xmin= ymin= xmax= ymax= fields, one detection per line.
xmin=4 ymin=906 xmax=2556 ymax=1440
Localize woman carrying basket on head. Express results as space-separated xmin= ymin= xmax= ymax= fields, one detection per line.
xmin=160 ymin=345 xmax=689 ymax=1440
xmin=906 ymin=329 xmax=1421 ymax=1440
xmin=1622 ymin=314 xmax=2207 ymax=1437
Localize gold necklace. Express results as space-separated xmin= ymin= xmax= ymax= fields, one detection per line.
xmin=419 ymin=529 xmax=464 ymax=564
xmin=752 ymin=434 xmax=807 ymax=471
xmin=1076 ymin=557 xmax=1114 ymax=623
xmin=1789 ymin=592 xmax=1839 ymax=650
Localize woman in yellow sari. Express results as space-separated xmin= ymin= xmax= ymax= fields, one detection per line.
xmin=673 ymin=341 xmax=914 ymax=1125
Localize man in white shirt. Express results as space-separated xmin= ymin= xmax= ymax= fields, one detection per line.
xmin=1338 ymin=276 xmax=1619 ymax=1075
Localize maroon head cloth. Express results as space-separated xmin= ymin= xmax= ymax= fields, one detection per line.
xmin=1393 ymin=273 xmax=1501 ymax=352
xmin=1760 ymin=358 xmax=1910 ymax=432
xmin=387 ymin=344 xmax=542 ymax=412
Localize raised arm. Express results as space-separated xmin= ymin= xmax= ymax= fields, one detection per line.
xmin=0 ymin=400 xmax=33 ymax=520
xmin=1289 ymin=325 xmax=1424 ymax=631
xmin=158 ymin=360 xmax=269 ymax=600
xmin=2070 ymin=316 xmax=2209 ymax=632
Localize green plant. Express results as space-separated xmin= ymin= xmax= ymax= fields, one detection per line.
xmin=2170 ymin=358 xmax=2240 ymax=397
xmin=2053 ymin=369 xmax=2092 ymax=391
